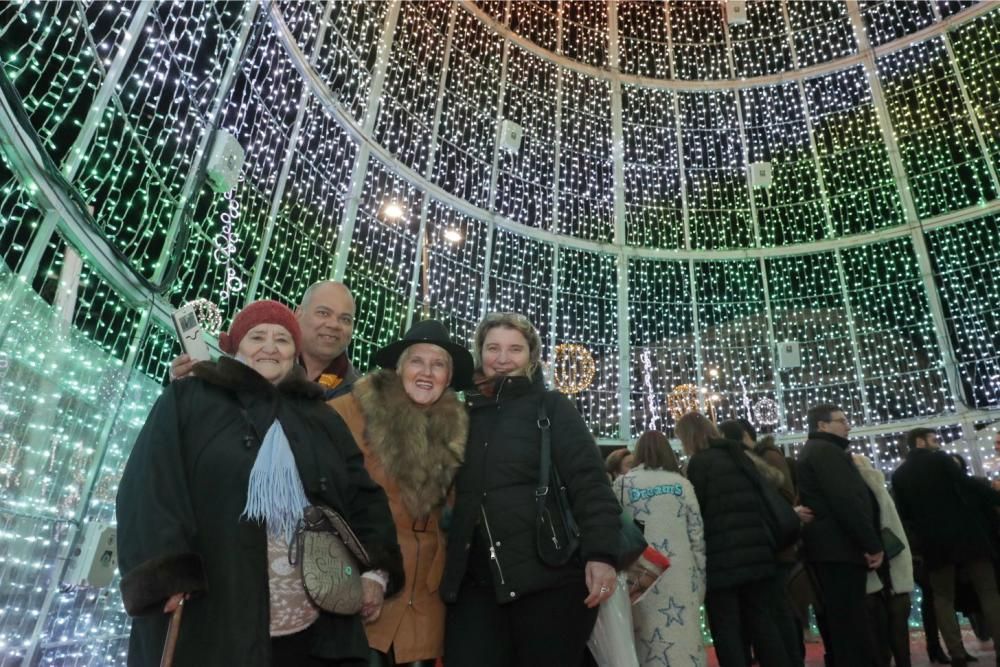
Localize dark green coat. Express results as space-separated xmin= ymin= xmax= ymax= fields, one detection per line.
xmin=116 ymin=358 xmax=402 ymax=666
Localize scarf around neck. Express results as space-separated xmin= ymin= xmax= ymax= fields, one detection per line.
xmin=234 ymin=354 xmax=310 ymax=543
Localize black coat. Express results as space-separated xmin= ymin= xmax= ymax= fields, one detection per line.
xmin=686 ymin=438 xmax=777 ymax=591
xmin=116 ymin=358 xmax=402 ymax=666
xmin=440 ymin=372 xmax=619 ymax=605
xmin=891 ymin=447 xmax=1000 ymax=570
xmin=797 ymin=432 xmax=881 ymax=565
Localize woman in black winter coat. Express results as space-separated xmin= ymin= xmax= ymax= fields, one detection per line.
xmin=440 ymin=312 xmax=621 ymax=666
xmin=116 ymin=301 xmax=402 ymax=666
xmin=677 ymin=412 xmax=795 ymax=667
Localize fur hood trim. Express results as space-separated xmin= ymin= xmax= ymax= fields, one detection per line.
xmin=192 ymin=357 xmax=323 ymax=399
xmin=352 ymin=369 xmax=468 ymax=518
xmin=747 ymin=450 xmax=785 ymax=489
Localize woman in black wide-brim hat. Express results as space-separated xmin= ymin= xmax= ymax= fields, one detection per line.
xmin=328 ymin=319 xmax=473 ymax=667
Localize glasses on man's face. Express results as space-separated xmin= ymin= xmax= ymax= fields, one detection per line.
xmin=827 ymin=417 xmax=851 ymax=426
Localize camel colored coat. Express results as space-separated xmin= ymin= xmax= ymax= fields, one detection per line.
xmin=329 ymin=370 xmax=467 ymax=662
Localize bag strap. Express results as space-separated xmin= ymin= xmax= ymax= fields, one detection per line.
xmin=727 ymin=444 xmax=765 ymax=492
xmin=535 ymin=397 xmax=581 ymax=536
xmin=535 ymin=400 xmax=553 ymax=518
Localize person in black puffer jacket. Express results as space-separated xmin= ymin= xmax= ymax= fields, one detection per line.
xmin=440 ymin=313 xmax=620 ymax=667
xmin=678 ymin=412 xmax=793 ymax=667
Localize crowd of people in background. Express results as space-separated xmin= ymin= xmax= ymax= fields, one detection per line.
xmin=610 ymin=408 xmax=1000 ymax=667
xmin=115 ymin=279 xmax=1000 ymax=667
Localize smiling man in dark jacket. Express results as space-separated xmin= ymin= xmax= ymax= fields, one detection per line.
xmin=892 ymin=427 xmax=1000 ymax=667
xmin=797 ymin=403 xmax=882 ymax=667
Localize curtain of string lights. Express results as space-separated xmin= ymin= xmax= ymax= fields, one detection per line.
xmin=1 ymin=0 xmax=1000 ymax=662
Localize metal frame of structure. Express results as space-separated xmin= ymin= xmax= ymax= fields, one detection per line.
xmin=3 ymin=0 xmax=1000 ymax=451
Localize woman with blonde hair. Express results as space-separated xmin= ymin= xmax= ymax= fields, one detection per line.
xmin=329 ymin=319 xmax=473 ymax=666
xmin=615 ymin=431 xmax=706 ymax=666
xmin=676 ymin=412 xmax=795 ymax=667
xmin=441 ymin=312 xmax=621 ymax=666
xmin=853 ymin=454 xmax=914 ymax=667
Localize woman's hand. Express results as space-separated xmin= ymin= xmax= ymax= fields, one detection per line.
xmin=583 ymin=560 xmax=617 ymax=608
xmin=794 ymin=505 xmax=815 ymax=524
xmin=169 ymin=354 xmax=196 ymax=381
xmin=163 ymin=592 xmax=188 ymax=613
xmin=360 ymin=578 xmax=384 ymax=624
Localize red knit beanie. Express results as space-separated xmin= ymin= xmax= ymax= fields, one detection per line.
xmin=218 ymin=300 xmax=302 ymax=355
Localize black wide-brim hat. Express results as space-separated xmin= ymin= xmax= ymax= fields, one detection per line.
xmin=373 ymin=319 xmax=474 ymax=390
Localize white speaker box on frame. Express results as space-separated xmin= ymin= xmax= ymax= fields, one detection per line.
xmin=777 ymin=341 xmax=801 ymax=369
xmin=750 ymin=161 xmax=773 ymax=188
xmin=206 ymin=129 xmax=245 ymax=193
xmin=727 ymin=0 xmax=748 ymax=25
xmin=498 ymin=119 xmax=524 ymax=154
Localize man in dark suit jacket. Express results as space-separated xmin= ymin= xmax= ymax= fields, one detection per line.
xmin=797 ymin=403 xmax=882 ymax=667
xmin=892 ymin=427 xmax=1000 ymax=667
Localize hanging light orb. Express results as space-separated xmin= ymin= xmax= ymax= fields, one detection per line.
xmin=753 ymin=397 xmax=780 ymax=427
xmin=668 ymin=384 xmax=700 ymax=422
xmin=183 ymin=298 xmax=223 ymax=336
xmin=553 ymin=343 xmax=596 ymax=395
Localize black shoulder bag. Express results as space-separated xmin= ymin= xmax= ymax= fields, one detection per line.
xmin=535 ymin=401 xmax=581 ymax=567
xmin=534 ymin=399 xmax=647 ymax=569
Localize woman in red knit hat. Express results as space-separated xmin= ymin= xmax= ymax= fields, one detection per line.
xmin=116 ymin=300 xmax=402 ymax=666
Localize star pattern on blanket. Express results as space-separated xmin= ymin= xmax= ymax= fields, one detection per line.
xmin=658 ymin=596 xmax=686 ymax=627
xmin=636 ymin=627 xmax=673 ymax=666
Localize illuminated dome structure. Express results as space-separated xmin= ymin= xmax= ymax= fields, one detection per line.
xmin=1 ymin=1 xmax=999 ymax=661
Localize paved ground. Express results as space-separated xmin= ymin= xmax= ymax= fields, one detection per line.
xmin=706 ymin=629 xmax=996 ymax=666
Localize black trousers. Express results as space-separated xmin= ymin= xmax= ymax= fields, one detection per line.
xmin=865 ymin=592 xmax=912 ymax=667
xmin=705 ymin=577 xmax=793 ymax=667
xmin=444 ymin=578 xmax=598 ymax=666
xmin=914 ymin=564 xmax=944 ymax=654
xmin=812 ymin=562 xmax=876 ymax=667
xmin=772 ymin=563 xmax=806 ymax=666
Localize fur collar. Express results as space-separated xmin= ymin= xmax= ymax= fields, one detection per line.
xmin=352 ymin=369 xmax=468 ymax=519
xmin=746 ymin=449 xmax=785 ymax=488
xmin=192 ymin=357 xmax=323 ymax=399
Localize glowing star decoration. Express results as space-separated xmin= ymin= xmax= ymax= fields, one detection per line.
xmin=667 ymin=384 xmax=700 ymax=423
xmin=753 ymin=398 xmax=780 ymax=427
xmin=553 ymin=343 xmax=596 ymax=395
xmin=182 ymin=298 xmax=223 ymax=336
